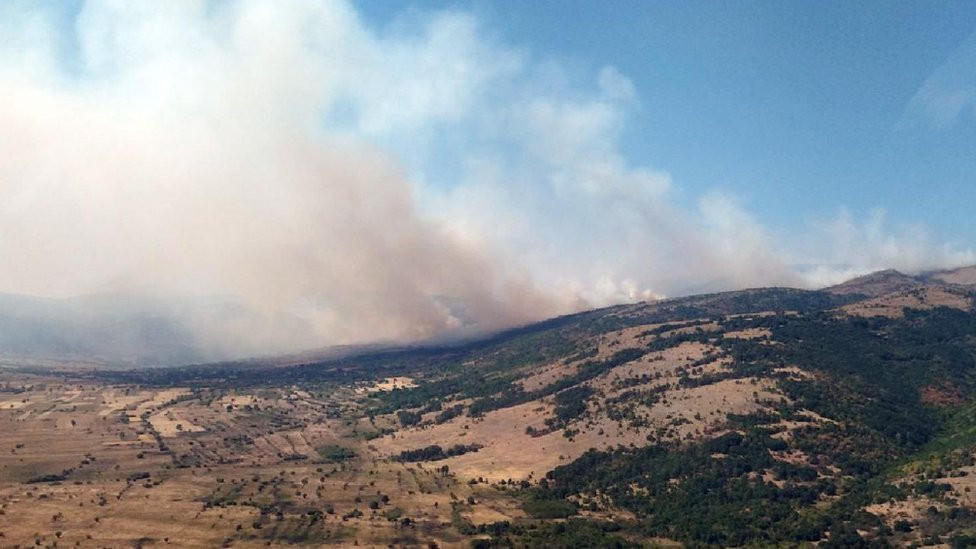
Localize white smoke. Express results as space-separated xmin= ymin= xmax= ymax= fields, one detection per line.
xmin=0 ymin=1 xmax=971 ymax=360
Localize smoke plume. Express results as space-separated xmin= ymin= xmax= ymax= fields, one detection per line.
xmin=0 ymin=1 xmax=972 ymax=361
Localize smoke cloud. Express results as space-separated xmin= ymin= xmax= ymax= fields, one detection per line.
xmin=0 ymin=1 xmax=972 ymax=360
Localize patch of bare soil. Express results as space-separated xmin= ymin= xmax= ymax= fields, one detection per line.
xmin=519 ymin=361 xmax=578 ymax=392
xmin=919 ymin=386 xmax=965 ymax=407
xmin=840 ymin=285 xmax=973 ymax=318
xmin=723 ymin=327 xmax=772 ymax=340
xmin=355 ymin=377 xmax=418 ymax=394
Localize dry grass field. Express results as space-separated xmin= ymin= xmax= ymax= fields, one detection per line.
xmin=0 ymin=373 xmax=525 ymax=548
xmin=0 ymin=318 xmax=784 ymax=547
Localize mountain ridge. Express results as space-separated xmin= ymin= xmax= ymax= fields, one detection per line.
xmin=3 ymin=265 xmax=973 ymax=370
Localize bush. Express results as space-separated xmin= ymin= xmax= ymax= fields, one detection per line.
xmin=397 ymin=410 xmax=422 ymax=426
xmin=316 ymin=444 xmax=356 ymax=462
xmin=522 ymin=498 xmax=578 ymax=519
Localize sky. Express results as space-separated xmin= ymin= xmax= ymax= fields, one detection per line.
xmin=357 ymin=0 xmax=976 ymax=247
xmin=1 ymin=0 xmax=975 ymax=356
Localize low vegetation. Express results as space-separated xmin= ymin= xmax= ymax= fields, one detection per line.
xmin=3 ymin=271 xmax=976 ymax=546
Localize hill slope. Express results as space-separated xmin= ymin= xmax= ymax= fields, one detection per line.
xmin=6 ymin=267 xmax=976 ymax=547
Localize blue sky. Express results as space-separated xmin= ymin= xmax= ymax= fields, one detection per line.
xmin=1 ymin=0 xmax=976 ymax=349
xmin=361 ymin=1 xmax=976 ymax=243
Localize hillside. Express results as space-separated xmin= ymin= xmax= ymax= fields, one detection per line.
xmin=925 ymin=266 xmax=976 ymax=287
xmin=825 ymin=268 xmax=926 ymax=297
xmin=1 ymin=268 xmax=976 ymax=547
